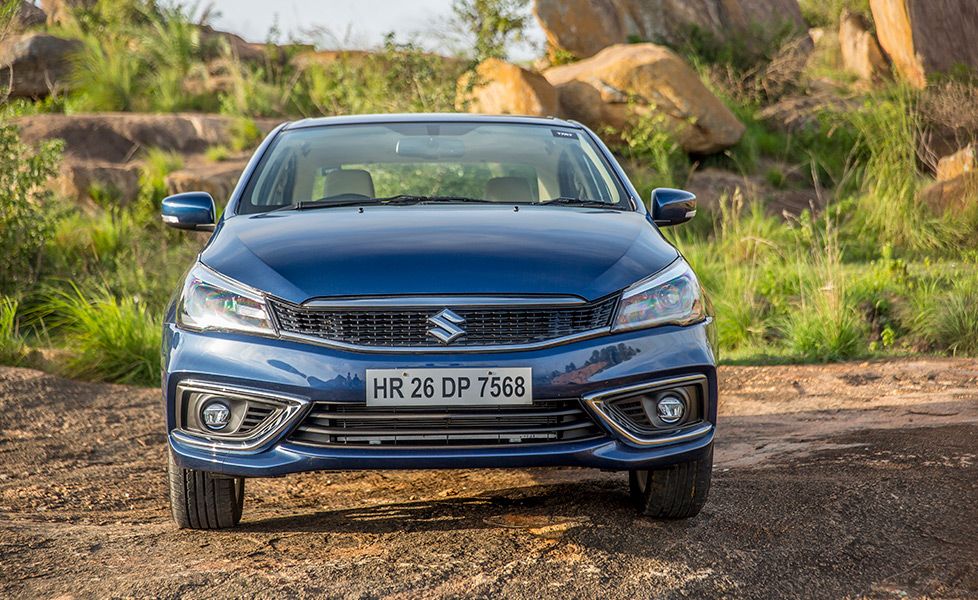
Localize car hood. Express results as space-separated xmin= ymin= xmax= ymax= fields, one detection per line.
xmin=201 ymin=205 xmax=679 ymax=304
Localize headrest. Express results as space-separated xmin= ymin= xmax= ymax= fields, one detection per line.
xmin=323 ymin=169 xmax=375 ymax=198
xmin=484 ymin=176 xmax=533 ymax=202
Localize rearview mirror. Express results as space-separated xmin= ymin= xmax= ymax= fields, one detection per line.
xmin=161 ymin=192 xmax=216 ymax=231
xmin=395 ymin=137 xmax=465 ymax=159
xmin=650 ymin=188 xmax=696 ymax=226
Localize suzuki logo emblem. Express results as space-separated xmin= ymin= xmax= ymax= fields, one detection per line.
xmin=427 ymin=309 xmax=466 ymax=344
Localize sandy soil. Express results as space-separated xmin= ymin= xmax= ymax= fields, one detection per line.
xmin=0 ymin=359 xmax=976 ymax=599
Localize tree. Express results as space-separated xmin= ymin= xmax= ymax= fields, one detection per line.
xmin=451 ymin=0 xmax=529 ymax=62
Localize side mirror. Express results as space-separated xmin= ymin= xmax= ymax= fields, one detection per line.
xmin=161 ymin=192 xmax=216 ymax=231
xmin=650 ymin=188 xmax=696 ymax=226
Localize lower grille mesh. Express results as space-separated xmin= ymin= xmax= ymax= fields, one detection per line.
xmin=288 ymin=399 xmax=603 ymax=447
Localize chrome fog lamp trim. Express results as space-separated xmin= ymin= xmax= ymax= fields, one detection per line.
xmin=583 ymin=374 xmax=711 ymax=447
xmin=171 ymin=380 xmax=310 ymax=453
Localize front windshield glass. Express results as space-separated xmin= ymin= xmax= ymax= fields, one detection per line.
xmin=237 ymin=122 xmax=628 ymax=214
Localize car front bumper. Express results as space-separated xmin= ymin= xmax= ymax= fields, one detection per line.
xmin=163 ymin=320 xmax=718 ymax=477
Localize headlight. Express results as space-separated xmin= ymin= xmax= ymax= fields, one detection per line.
xmin=178 ymin=263 xmax=275 ymax=335
xmin=613 ymin=259 xmax=705 ymax=331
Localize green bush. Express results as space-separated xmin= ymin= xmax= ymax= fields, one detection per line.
xmin=137 ymin=148 xmax=183 ymax=213
xmin=616 ymin=112 xmax=690 ymax=193
xmin=294 ymin=37 xmax=462 ymax=117
xmin=798 ymin=0 xmax=871 ymax=28
xmin=42 ymin=285 xmax=161 ymax=385
xmin=0 ymin=123 xmax=63 ymax=291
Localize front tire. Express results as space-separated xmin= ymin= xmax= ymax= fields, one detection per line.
xmin=167 ymin=451 xmax=244 ymax=529
xmin=629 ymin=443 xmax=713 ymax=519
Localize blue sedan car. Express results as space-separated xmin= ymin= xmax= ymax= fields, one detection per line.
xmin=161 ymin=114 xmax=717 ymax=529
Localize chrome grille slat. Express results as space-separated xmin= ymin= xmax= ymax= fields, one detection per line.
xmin=269 ymin=296 xmax=618 ymax=347
xmin=288 ymin=399 xmax=604 ymax=447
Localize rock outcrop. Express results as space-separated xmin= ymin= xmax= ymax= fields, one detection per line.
xmin=13 ymin=113 xmax=280 ymax=204
xmin=544 ymin=43 xmax=745 ymax=153
xmin=839 ymin=10 xmax=889 ymax=83
xmin=533 ymin=0 xmax=806 ymax=59
xmin=457 ymin=58 xmax=557 ymax=116
xmin=0 ymin=33 xmax=80 ymax=98
xmin=936 ymin=144 xmax=976 ymax=182
xmin=165 ymin=160 xmax=249 ymax=202
xmin=14 ymin=1 xmax=47 ymax=30
xmin=870 ymin=0 xmax=978 ymax=88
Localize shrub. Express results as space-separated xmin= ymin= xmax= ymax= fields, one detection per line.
xmin=0 ymin=123 xmax=63 ymax=291
xmin=798 ymin=0 xmax=872 ymax=28
xmin=68 ymin=34 xmax=146 ymax=112
xmin=205 ymin=145 xmax=232 ymax=162
xmin=42 ymin=285 xmax=161 ymax=385
xmin=294 ymin=36 xmax=462 ymax=117
xmin=228 ymin=117 xmax=263 ymax=152
xmin=616 ymin=112 xmax=690 ymax=193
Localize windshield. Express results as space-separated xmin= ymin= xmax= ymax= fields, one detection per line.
xmin=237 ymin=122 xmax=628 ymax=214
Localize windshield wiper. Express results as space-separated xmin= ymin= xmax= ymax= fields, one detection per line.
xmin=538 ymin=197 xmax=619 ymax=208
xmin=268 ymin=194 xmax=496 ymax=212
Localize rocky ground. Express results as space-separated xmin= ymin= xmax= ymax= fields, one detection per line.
xmin=0 ymin=359 xmax=976 ymax=599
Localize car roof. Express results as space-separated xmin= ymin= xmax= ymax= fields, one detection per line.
xmin=284 ymin=113 xmax=582 ymax=130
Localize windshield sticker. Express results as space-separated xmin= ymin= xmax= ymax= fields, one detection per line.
xmin=552 ymin=129 xmax=578 ymax=139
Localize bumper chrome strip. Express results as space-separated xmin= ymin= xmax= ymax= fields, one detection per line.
xmin=583 ymin=375 xmax=713 ymax=447
xmin=301 ymin=295 xmax=588 ymax=309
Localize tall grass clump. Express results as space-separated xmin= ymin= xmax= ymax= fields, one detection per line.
xmin=0 ymin=297 xmax=26 ymax=365
xmin=784 ymin=211 xmax=867 ymax=361
xmin=42 ymin=285 xmax=161 ymax=385
xmin=911 ymin=276 xmax=978 ymax=356
xmin=847 ymin=87 xmax=956 ymax=252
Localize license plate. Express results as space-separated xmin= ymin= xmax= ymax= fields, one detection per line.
xmin=366 ymin=368 xmax=533 ymax=406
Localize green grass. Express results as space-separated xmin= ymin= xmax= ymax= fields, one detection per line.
xmin=0 ymin=296 xmax=26 ymax=365
xmin=40 ymin=285 xmax=161 ymax=385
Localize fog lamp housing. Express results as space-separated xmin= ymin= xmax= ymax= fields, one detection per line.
xmin=655 ymin=393 xmax=686 ymax=424
xmin=201 ymin=400 xmax=232 ymax=431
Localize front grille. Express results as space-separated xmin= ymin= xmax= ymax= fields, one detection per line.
xmin=268 ymin=297 xmax=618 ymax=348
xmin=288 ymin=399 xmax=604 ymax=447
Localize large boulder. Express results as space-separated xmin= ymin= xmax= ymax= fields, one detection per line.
xmin=55 ymin=161 xmax=142 ymax=206
xmin=936 ymin=144 xmax=976 ymax=182
xmin=457 ymin=58 xmax=557 ymax=116
xmin=12 ymin=113 xmax=280 ymax=205
xmin=839 ymin=10 xmax=889 ymax=83
xmin=14 ymin=1 xmax=47 ymax=29
xmin=198 ymin=25 xmax=268 ymax=63
xmin=920 ymin=172 xmax=978 ymax=213
xmin=533 ymin=0 xmax=806 ymax=59
xmin=544 ymin=43 xmax=745 ymax=153
xmin=0 ymin=33 xmax=80 ymax=98
xmin=40 ymin=0 xmax=94 ymax=25
xmin=870 ymin=0 xmax=978 ymax=88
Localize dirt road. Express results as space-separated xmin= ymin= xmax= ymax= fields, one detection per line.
xmin=1 ymin=359 xmax=976 ymax=599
